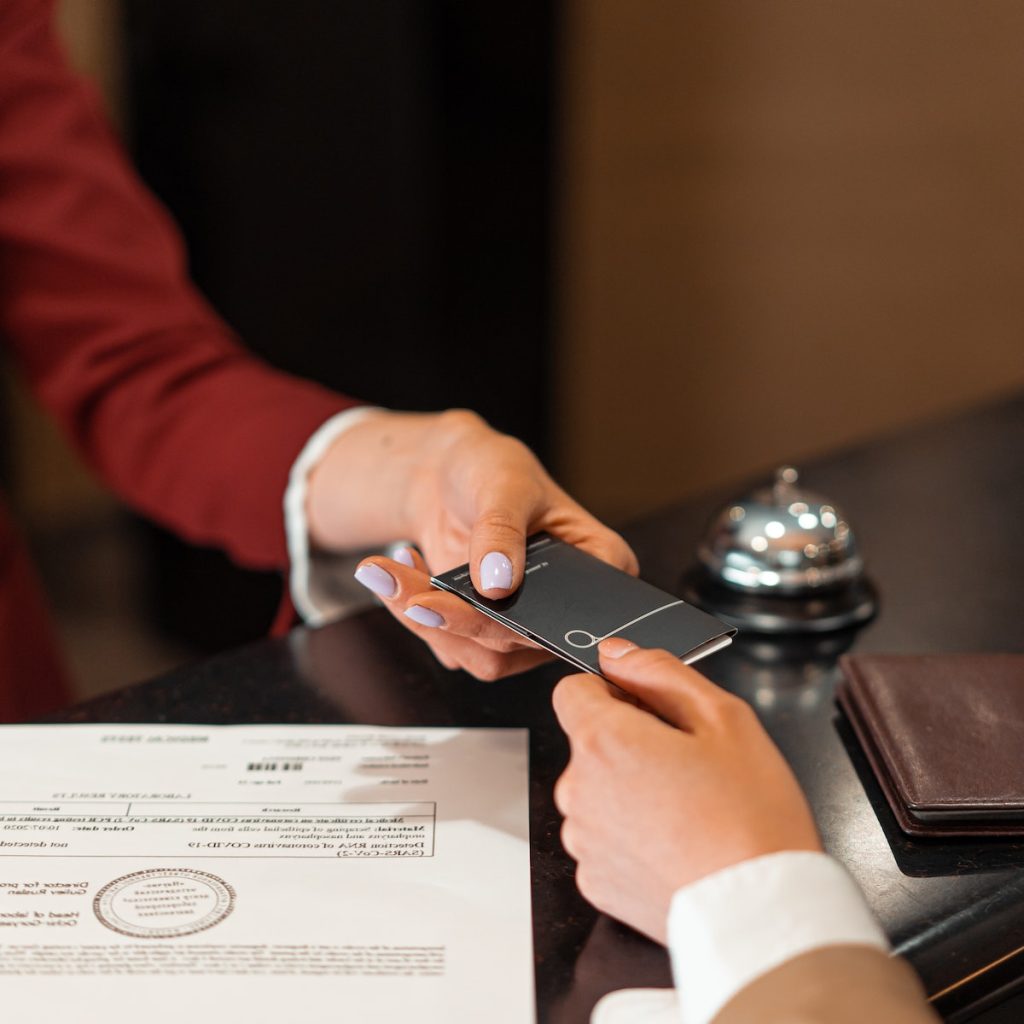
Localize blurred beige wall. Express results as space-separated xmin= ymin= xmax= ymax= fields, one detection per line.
xmin=557 ymin=1 xmax=1024 ymax=521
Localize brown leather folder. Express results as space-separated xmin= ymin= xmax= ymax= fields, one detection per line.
xmin=837 ymin=654 xmax=1024 ymax=837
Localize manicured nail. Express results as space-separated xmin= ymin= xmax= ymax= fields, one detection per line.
xmin=480 ymin=551 xmax=514 ymax=592
xmin=354 ymin=563 xmax=397 ymax=598
xmin=599 ymin=638 xmax=638 ymax=659
xmin=404 ymin=605 xmax=445 ymax=628
xmin=393 ymin=547 xmax=416 ymax=568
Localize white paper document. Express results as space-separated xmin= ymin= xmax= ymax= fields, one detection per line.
xmin=0 ymin=724 xmax=534 ymax=1023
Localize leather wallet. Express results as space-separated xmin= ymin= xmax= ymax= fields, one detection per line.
xmin=837 ymin=653 xmax=1024 ymax=837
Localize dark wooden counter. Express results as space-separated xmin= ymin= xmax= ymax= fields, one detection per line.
xmin=55 ymin=394 xmax=1024 ymax=1022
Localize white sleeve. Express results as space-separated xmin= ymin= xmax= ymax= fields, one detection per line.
xmin=591 ymin=851 xmax=888 ymax=1024
xmin=666 ymin=850 xmax=888 ymax=1024
xmin=283 ymin=406 xmax=384 ymax=625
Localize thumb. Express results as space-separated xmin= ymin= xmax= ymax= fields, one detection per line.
xmin=468 ymin=481 xmax=540 ymax=596
xmin=597 ymin=641 xmax=725 ymax=731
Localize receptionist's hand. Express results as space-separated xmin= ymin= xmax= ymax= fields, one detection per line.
xmin=552 ymin=641 xmax=822 ymax=943
xmin=306 ymin=409 xmax=637 ymax=680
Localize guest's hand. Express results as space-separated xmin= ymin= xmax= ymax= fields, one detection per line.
xmin=551 ymin=641 xmax=821 ymax=944
xmin=306 ymin=409 xmax=637 ymax=680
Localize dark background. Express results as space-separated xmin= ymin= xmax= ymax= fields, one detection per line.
xmin=122 ymin=2 xmax=559 ymax=649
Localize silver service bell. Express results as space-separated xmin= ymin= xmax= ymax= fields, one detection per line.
xmin=681 ymin=467 xmax=878 ymax=634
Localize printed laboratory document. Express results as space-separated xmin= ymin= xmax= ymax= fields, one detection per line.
xmin=0 ymin=724 xmax=534 ymax=1023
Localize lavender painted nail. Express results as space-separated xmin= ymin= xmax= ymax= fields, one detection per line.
xmin=354 ymin=563 xmax=397 ymax=598
xmin=392 ymin=547 xmax=416 ymax=568
xmin=480 ymin=551 xmax=514 ymax=592
xmin=404 ymin=605 xmax=445 ymax=628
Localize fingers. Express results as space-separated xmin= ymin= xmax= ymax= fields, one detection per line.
xmin=595 ymin=641 xmax=730 ymax=732
xmin=354 ymin=551 xmax=554 ymax=680
xmin=468 ymin=477 xmax=543 ymax=598
xmin=425 ymin=637 xmax=551 ymax=680
xmin=535 ymin=487 xmax=640 ymax=577
xmin=551 ymin=672 xmax=626 ymax=739
xmin=355 ymin=552 xmax=541 ymax=654
xmin=573 ymin=524 xmax=640 ymax=578
xmin=552 ymin=676 xmax=626 ymax=832
xmin=558 ymin=817 xmax=581 ymax=860
xmin=428 ymin=642 xmax=552 ymax=682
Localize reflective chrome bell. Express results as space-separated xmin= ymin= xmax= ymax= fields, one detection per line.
xmin=681 ymin=467 xmax=878 ymax=633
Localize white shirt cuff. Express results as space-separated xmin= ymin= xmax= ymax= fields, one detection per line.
xmin=667 ymin=850 xmax=889 ymax=1024
xmin=284 ymin=406 xmax=383 ymax=625
xmin=592 ymin=989 xmax=679 ymax=1024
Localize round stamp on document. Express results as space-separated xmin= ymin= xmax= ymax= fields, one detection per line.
xmin=93 ymin=868 xmax=235 ymax=939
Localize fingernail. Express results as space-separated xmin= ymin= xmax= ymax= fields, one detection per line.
xmin=480 ymin=551 xmax=514 ymax=592
xmin=392 ymin=547 xmax=416 ymax=568
xmin=599 ymin=638 xmax=637 ymax=659
xmin=354 ymin=563 xmax=397 ymax=598
xmin=404 ymin=605 xmax=445 ymax=628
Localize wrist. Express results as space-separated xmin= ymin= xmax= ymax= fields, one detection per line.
xmin=305 ymin=408 xmax=421 ymax=551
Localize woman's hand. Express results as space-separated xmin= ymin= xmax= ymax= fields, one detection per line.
xmin=552 ymin=640 xmax=822 ymax=944
xmin=305 ymin=409 xmax=637 ymax=680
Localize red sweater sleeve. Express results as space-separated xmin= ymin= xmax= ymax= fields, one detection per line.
xmin=0 ymin=1 xmax=358 ymax=569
